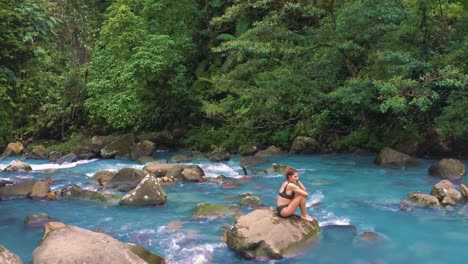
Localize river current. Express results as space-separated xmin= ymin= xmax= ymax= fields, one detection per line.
xmin=0 ymin=153 xmax=467 ymax=263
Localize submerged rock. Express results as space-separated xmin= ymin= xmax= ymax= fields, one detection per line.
xmin=352 ymin=231 xmax=392 ymax=248
xmin=0 ymin=244 xmax=23 ymax=264
xmin=33 ymin=222 xmax=165 ymax=264
xmin=374 ymin=147 xmax=419 ymax=168
xmin=428 ymin=158 xmax=466 ymax=179
xmin=193 ymin=203 xmax=241 ymax=219
xmin=24 ymin=213 xmax=56 ymax=228
xmin=226 ymin=208 xmax=320 ymax=260
xmin=120 ymin=174 xmax=167 ymax=206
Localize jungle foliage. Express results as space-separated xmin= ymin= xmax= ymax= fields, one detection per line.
xmin=0 ymin=0 xmax=466 ymax=156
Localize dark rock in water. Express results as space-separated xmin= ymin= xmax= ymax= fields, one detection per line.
xmin=290 ymin=136 xmax=319 ymax=154
xmin=0 ymin=180 xmax=13 ymax=188
xmin=33 ymin=222 xmax=165 ymax=264
xmin=226 ymin=207 xmax=320 ymax=260
xmin=239 ymin=156 xmax=268 ymax=168
xmin=48 ymin=151 xmax=61 ymax=162
xmin=56 ymin=153 xmax=78 ymax=165
xmin=24 ymin=213 xmax=56 ymax=228
xmin=238 ymin=195 xmax=264 ymax=207
xmin=104 ymin=168 xmax=145 ymax=191
xmin=92 ymin=170 xmax=116 ymax=186
xmin=321 ymin=224 xmax=358 ymax=245
xmin=0 ymin=244 xmax=23 ymax=264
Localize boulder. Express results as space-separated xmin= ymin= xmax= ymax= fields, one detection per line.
xmin=0 ymin=244 xmax=23 ymax=264
xmin=30 ymin=181 xmax=50 ymax=198
xmin=136 ymin=140 xmax=156 ymax=156
xmin=240 ymin=156 xmax=268 ymax=168
xmin=170 ymin=154 xmax=192 ymax=163
xmin=92 ymin=170 xmax=116 ymax=186
xmin=209 ymin=148 xmax=230 ymax=162
xmin=0 ymin=179 xmax=13 ymax=188
xmin=182 ymin=165 xmax=205 ymax=177
xmin=428 ymin=158 xmax=466 ymax=179
xmin=61 ymin=185 xmax=121 ymax=203
xmin=48 ymin=151 xmax=61 ymax=162
xmin=33 ymin=223 xmax=165 ymax=264
xmin=0 ymin=180 xmax=36 ymax=197
xmin=3 ymin=160 xmax=32 ymax=172
xmin=181 ymin=169 xmax=205 ymax=182
xmin=193 ymin=203 xmax=241 ymax=219
xmin=56 ymin=153 xmax=78 ymax=165
xmin=0 ymin=142 xmax=24 ymax=159
xmin=119 ymin=174 xmax=167 ymax=206
xmin=374 ymin=147 xmax=420 ymax=168
xmin=255 ymin=146 xmax=286 ymax=157
xmin=226 ymin=208 xmax=320 ymax=260
xmin=91 ymin=135 xmax=117 ymax=153
xmin=104 ymin=168 xmax=146 ymax=191
xmin=143 ymin=163 xmax=174 ymax=176
xmin=290 ymin=136 xmax=319 ymax=154
xmin=403 ymin=192 xmax=441 ymax=208
xmin=24 ymin=213 xmax=55 ymax=228
xmin=430 ymin=180 xmax=462 ymax=203
xmin=101 ymin=134 xmax=136 ymax=159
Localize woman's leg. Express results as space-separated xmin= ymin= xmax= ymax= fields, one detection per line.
xmin=280 ymin=194 xmax=306 ymax=217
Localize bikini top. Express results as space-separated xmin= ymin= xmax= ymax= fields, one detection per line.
xmin=278 ymin=183 xmax=295 ymax=200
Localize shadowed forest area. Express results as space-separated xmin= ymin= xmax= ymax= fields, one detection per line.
xmin=1 ymin=0 xmax=466 ymax=157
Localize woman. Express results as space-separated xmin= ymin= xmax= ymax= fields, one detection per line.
xmin=276 ymin=166 xmax=314 ymax=222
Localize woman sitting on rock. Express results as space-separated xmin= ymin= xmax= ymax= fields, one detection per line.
xmin=276 ymin=166 xmax=314 ymax=222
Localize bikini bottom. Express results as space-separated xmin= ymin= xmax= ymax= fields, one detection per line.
xmin=276 ymin=204 xmax=288 ymax=216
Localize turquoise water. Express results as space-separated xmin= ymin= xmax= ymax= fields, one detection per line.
xmin=1 ymin=154 xmax=467 ymax=263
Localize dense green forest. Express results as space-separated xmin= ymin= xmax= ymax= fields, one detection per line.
xmin=1 ymin=0 xmax=466 ymax=156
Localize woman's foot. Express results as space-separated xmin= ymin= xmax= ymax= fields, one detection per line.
xmin=301 ymin=215 xmax=315 ymax=223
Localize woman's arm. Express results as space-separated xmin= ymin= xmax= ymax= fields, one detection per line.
xmin=291 ymin=184 xmax=308 ymax=197
xmin=297 ymin=180 xmax=307 ymax=191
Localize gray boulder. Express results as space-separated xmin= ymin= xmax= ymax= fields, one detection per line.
xmin=226 ymin=208 xmax=320 ymax=260
xmin=56 ymin=153 xmax=78 ymax=165
xmin=3 ymin=160 xmax=32 ymax=172
xmin=374 ymin=147 xmax=420 ymax=168
xmin=61 ymin=185 xmax=121 ymax=204
xmin=143 ymin=163 xmax=174 ymax=176
xmin=0 ymin=245 xmax=23 ymax=264
xmin=265 ymin=163 xmax=288 ymax=174
xmin=428 ymin=158 xmax=466 ymax=179
xmin=290 ymin=136 xmax=319 ymax=154
xmin=181 ymin=168 xmax=205 ymax=182
xmin=170 ymin=154 xmax=192 ymax=163
xmin=0 ymin=180 xmax=36 ymax=197
xmin=33 ymin=223 xmax=165 ymax=264
xmin=120 ymin=175 xmax=167 ymax=206
xmin=101 ymin=134 xmax=136 ymax=159
xmin=104 ymin=168 xmax=146 ymax=191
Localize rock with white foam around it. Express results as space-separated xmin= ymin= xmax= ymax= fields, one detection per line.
xmin=120 ymin=174 xmax=167 ymax=206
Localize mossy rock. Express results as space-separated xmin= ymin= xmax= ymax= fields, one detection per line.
xmin=127 ymin=243 xmax=166 ymax=264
